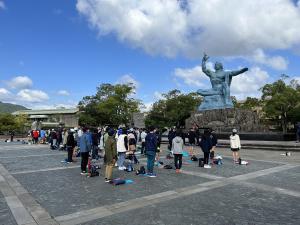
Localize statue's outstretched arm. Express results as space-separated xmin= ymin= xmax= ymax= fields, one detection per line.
xmin=202 ymin=53 xmax=212 ymax=77
xmin=229 ymin=67 xmax=248 ymax=76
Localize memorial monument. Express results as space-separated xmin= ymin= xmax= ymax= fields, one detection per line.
xmin=186 ymin=54 xmax=266 ymax=135
xmin=197 ymin=53 xmax=248 ymax=110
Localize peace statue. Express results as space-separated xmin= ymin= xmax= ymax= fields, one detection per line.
xmin=197 ymin=53 xmax=248 ymax=110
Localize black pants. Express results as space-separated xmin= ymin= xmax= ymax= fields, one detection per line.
xmin=174 ymin=154 xmax=183 ymax=169
xmin=203 ymin=152 xmax=210 ymax=164
xmin=141 ymin=142 xmax=145 ymax=154
xmin=129 ymin=154 xmax=139 ymax=164
xmin=67 ymin=147 xmax=73 ymax=162
xmin=81 ymin=152 xmax=89 ymax=172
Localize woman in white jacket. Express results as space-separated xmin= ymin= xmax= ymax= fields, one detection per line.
xmin=230 ymin=129 xmax=241 ymax=163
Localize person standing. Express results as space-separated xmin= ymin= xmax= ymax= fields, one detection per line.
xmin=66 ymin=129 xmax=76 ymax=163
xmin=79 ymin=128 xmax=92 ymax=175
xmin=145 ymin=126 xmax=158 ymax=177
xmin=155 ymin=130 xmax=162 ymax=163
xmin=116 ymin=128 xmax=128 ymax=170
xmin=210 ymin=129 xmax=218 ymax=159
xmin=104 ymin=128 xmax=117 ymax=182
xmin=92 ymin=129 xmax=99 ymax=159
xmin=140 ymin=129 xmax=147 ymax=155
xmin=187 ymin=128 xmax=196 ymax=156
xmin=128 ymin=129 xmax=138 ymax=164
xmin=63 ymin=129 xmax=68 ymax=150
xmin=199 ymin=129 xmax=213 ymax=168
xmin=230 ymin=128 xmax=241 ymax=163
xmin=172 ymin=131 xmax=184 ymax=173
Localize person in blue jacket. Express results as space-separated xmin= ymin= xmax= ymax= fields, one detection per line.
xmin=145 ymin=126 xmax=158 ymax=177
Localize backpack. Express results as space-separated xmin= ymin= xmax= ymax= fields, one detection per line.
xmin=191 ymin=155 xmax=198 ymax=161
xmin=136 ymin=166 xmax=146 ymax=175
xmin=198 ymin=158 xmax=204 ymax=167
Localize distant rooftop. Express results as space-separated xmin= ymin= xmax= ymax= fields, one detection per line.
xmin=12 ymin=108 xmax=79 ymax=115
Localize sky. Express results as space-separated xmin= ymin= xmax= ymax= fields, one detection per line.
xmin=1 ymin=0 xmax=300 ymax=110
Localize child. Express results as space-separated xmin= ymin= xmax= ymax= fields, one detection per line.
xmin=230 ymin=128 xmax=241 ymax=163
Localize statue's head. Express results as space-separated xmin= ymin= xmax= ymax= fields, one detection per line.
xmin=214 ymin=62 xmax=223 ymax=71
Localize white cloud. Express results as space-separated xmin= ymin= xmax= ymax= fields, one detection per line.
xmin=140 ymin=102 xmax=153 ymax=112
xmin=76 ymin=0 xmax=300 ymax=58
xmin=0 ymin=88 xmax=13 ymax=101
xmin=117 ymin=74 xmax=140 ymax=89
xmin=250 ymin=49 xmax=288 ymax=70
xmin=7 ymin=76 xmax=33 ymax=89
xmin=0 ymin=1 xmax=5 ymax=10
xmin=57 ymin=90 xmax=70 ymax=96
xmin=174 ymin=62 xmax=213 ymax=87
xmin=17 ymin=89 xmax=49 ymax=103
xmin=231 ymin=67 xmax=270 ymax=100
xmin=153 ymin=91 xmax=165 ymax=100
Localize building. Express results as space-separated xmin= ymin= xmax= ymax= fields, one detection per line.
xmin=12 ymin=108 xmax=80 ymax=129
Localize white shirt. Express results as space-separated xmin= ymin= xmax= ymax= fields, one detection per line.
xmin=230 ymin=134 xmax=241 ymax=149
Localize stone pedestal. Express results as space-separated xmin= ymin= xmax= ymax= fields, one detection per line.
xmin=186 ymin=108 xmax=266 ymax=132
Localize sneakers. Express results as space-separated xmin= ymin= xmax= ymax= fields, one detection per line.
xmin=80 ymin=171 xmax=87 ymax=175
xmin=204 ymin=164 xmax=211 ymax=169
xmin=147 ymin=173 xmax=157 ymax=177
xmin=104 ymin=178 xmax=111 ymax=183
xmin=118 ymin=166 xmax=126 ymax=171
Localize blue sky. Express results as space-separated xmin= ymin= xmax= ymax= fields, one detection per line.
xmin=1 ymin=0 xmax=300 ymax=110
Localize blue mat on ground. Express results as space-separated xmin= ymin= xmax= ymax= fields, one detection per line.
xmin=182 ymin=151 xmax=189 ymax=157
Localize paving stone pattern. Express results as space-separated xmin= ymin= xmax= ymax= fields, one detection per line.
xmin=82 ymin=184 xmax=300 ymax=225
xmin=14 ymin=167 xmax=210 ymax=217
xmin=0 ymin=192 xmax=17 ymax=225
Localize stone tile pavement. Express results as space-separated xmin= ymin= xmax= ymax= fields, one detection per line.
xmin=0 ymin=142 xmax=299 ymax=225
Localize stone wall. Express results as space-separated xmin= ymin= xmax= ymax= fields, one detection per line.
xmin=186 ymin=108 xmax=266 ymax=132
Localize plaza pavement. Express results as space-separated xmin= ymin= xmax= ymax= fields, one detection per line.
xmin=0 ymin=142 xmax=299 ymax=225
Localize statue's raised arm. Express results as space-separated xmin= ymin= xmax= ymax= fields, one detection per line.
xmin=229 ymin=67 xmax=249 ymax=77
xmin=202 ymin=53 xmax=212 ymax=77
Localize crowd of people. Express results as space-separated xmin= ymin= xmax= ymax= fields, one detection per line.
xmin=27 ymin=125 xmax=242 ymax=182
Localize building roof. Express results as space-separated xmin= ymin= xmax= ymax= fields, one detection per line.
xmin=12 ymin=108 xmax=79 ymax=115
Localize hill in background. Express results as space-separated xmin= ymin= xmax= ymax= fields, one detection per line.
xmin=0 ymin=101 xmax=28 ymax=113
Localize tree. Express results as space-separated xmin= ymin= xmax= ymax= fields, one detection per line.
xmin=145 ymin=90 xmax=202 ymax=128
xmin=239 ymin=97 xmax=262 ymax=110
xmin=78 ymin=83 xmax=141 ymax=127
xmin=0 ymin=114 xmax=27 ymax=134
xmin=261 ymin=78 xmax=300 ymax=133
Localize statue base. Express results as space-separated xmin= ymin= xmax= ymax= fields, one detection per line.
xmin=198 ymin=95 xmax=233 ymax=111
xmin=186 ymin=108 xmax=265 ymax=133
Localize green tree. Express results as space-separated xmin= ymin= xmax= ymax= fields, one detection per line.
xmin=261 ymin=78 xmax=300 ymax=133
xmin=145 ymin=90 xmax=202 ymax=128
xmin=240 ymin=97 xmax=262 ymax=110
xmin=78 ymin=83 xmax=141 ymax=127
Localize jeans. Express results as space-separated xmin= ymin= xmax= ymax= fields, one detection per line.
xmin=117 ymin=152 xmax=126 ymax=167
xmin=81 ymin=152 xmax=89 ymax=172
xmin=174 ymin=154 xmax=183 ymax=169
xmin=147 ymin=153 xmax=156 ymax=174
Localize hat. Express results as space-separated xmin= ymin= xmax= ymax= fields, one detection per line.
xmin=232 ymin=128 xmax=237 ymax=133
